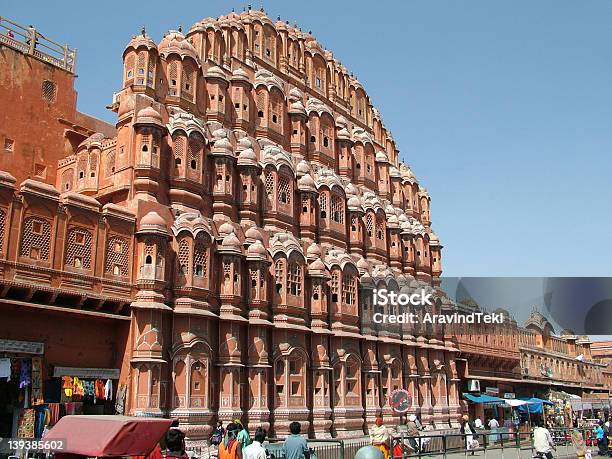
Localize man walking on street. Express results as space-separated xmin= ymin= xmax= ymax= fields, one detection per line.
xmin=282 ymin=421 xmax=310 ymax=459
xmin=243 ymin=427 xmax=267 ymax=459
xmin=534 ymin=420 xmax=556 ymax=459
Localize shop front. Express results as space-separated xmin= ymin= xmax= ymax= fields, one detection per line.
xmin=0 ymin=302 xmax=131 ymax=440
xmin=0 ymin=339 xmax=126 ymax=439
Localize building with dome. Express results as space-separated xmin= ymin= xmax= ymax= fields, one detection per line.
xmin=0 ymin=11 xmax=609 ymax=443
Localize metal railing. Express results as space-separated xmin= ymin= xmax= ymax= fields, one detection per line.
xmin=390 ymin=427 xmax=591 ymax=459
xmin=190 ymin=428 xmax=592 ymax=459
xmin=0 ymin=16 xmax=76 ymax=72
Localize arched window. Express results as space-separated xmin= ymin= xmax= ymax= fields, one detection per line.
xmin=288 ymin=261 xmax=302 ymax=296
xmin=342 ymin=273 xmax=356 ymax=306
xmin=330 ymin=271 xmax=339 ymax=304
xmin=173 ymin=134 xmax=187 ymax=169
xmin=278 ymin=175 xmax=291 ymax=205
xmin=274 ymin=259 xmax=285 ymax=295
xmin=331 ymin=194 xmax=344 ymax=224
xmin=366 ymin=214 xmax=374 ymax=237
xmin=168 ymin=61 xmax=178 ymax=95
xmin=319 ymin=193 xmax=327 ymax=219
xmin=193 ymin=236 xmax=208 ymax=277
xmin=178 ymin=239 xmax=190 ymax=275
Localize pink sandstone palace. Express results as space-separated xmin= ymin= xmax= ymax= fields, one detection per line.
xmin=0 ymin=9 xmax=609 ymax=444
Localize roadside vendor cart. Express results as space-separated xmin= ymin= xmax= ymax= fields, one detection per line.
xmin=43 ymin=415 xmax=175 ymax=458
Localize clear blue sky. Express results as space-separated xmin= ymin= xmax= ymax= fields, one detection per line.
xmin=4 ymin=1 xmax=611 ymax=277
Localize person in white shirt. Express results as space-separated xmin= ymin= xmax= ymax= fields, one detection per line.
xmin=488 ymin=418 xmax=499 ymax=429
xmin=533 ymin=421 xmax=556 ymax=459
xmin=474 ymin=417 xmax=483 ymax=429
xmin=242 ymin=427 xmax=267 ymax=459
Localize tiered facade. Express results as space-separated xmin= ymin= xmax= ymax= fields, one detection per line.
xmin=0 ymin=9 xmax=609 ymax=445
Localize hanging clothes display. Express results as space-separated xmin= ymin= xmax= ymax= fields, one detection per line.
xmin=19 ymin=359 xmax=31 ymax=388
xmin=115 ymin=383 xmax=126 ymax=414
xmin=0 ymin=357 xmax=11 ymax=379
xmin=16 ymin=408 xmax=35 ymax=438
xmin=104 ymin=379 xmax=113 ymax=400
xmin=31 ymin=356 xmax=44 ymax=406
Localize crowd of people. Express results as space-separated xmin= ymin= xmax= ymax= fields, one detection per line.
xmin=136 ymin=411 xmax=612 ymax=459
xmin=209 ymin=419 xmax=310 ymax=459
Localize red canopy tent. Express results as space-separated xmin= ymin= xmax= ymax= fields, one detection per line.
xmin=44 ymin=415 xmax=174 ymax=457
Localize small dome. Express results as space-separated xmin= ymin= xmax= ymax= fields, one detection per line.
xmin=297 ymin=174 xmax=316 ymax=192
xmin=222 ymin=231 xmax=242 ymax=249
xmin=309 ymin=259 xmax=326 ymax=271
xmin=138 ymin=211 xmax=169 ymax=235
xmin=245 ymin=226 xmax=264 ymax=242
xmin=158 ymin=30 xmax=199 ymax=62
xmin=124 ymin=32 xmax=157 ymax=56
xmin=347 ymin=195 xmax=362 ymax=211
xmin=135 ymin=106 xmax=164 ymax=127
xmin=78 ymin=132 xmax=105 ymax=150
xmin=231 ymin=67 xmax=250 ymax=83
xmin=356 ymin=257 xmax=370 ymax=271
xmin=376 ymin=151 xmax=389 ymax=163
xmin=218 ymin=221 xmax=235 ymax=237
xmin=206 ymin=65 xmax=228 ymax=81
xmin=247 ymin=239 xmax=268 ymax=257
xmin=237 ymin=147 xmax=257 ymax=165
xmin=306 ymin=243 xmax=322 ymax=258
xmin=296 ymin=160 xmax=311 ymax=175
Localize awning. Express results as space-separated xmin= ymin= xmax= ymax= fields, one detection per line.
xmin=516 ymin=397 xmax=554 ymax=414
xmin=45 ymin=415 xmax=173 ymax=456
xmin=463 ymin=393 xmax=506 ymax=405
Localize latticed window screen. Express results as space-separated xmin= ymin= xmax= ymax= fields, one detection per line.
xmin=151 ymin=137 xmax=159 ymax=168
xmin=319 ymin=193 xmax=327 ymax=219
xmin=265 ymin=173 xmax=275 ymax=201
xmin=366 ymin=214 xmax=374 ymax=236
xmin=250 ymin=268 xmax=259 ymax=299
xmin=178 ymin=239 xmax=190 ymax=275
xmin=106 ymin=150 xmax=116 ymax=176
xmin=65 ymin=227 xmax=93 ymax=269
xmin=223 ymin=259 xmax=231 ymax=285
xmin=193 ymin=239 xmax=208 ymax=277
xmin=330 ymin=272 xmax=339 ymax=303
xmin=331 ymin=195 xmax=344 ymax=224
xmin=288 ymin=261 xmax=302 ymax=296
xmin=173 ymin=134 xmax=186 ymax=161
xmin=136 ymin=52 xmax=146 ymax=84
xmin=182 ymin=63 xmax=194 ymax=100
xmin=277 ymin=175 xmax=290 ymax=205
xmin=351 ymin=215 xmax=358 ymax=232
xmin=256 ymin=91 xmax=266 ymax=115
xmin=89 ymin=152 xmax=98 ymax=174
xmin=376 ymin=218 xmax=385 ymax=241
xmin=168 ymin=62 xmax=178 ymax=95
xmin=275 ymin=259 xmax=285 ymax=294
xmin=188 ymin=134 xmax=203 ymax=170
xmin=147 ymin=57 xmax=155 ymax=86
xmin=342 ymin=274 xmax=356 ymax=305
xmin=42 ymin=80 xmax=57 ymax=103
xmin=0 ymin=208 xmax=5 ymax=253
xmin=77 ymin=155 xmax=87 ymax=179
xmin=61 ymin=169 xmax=73 ymax=191
xmin=144 ymin=239 xmax=155 ymax=263
xmin=125 ymin=54 xmax=135 ymax=80
xmin=105 ymin=236 xmax=129 ymax=276
xmin=20 ymin=217 xmax=51 ymax=260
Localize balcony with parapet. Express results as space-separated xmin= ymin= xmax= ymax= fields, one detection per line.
xmin=0 ymin=16 xmax=76 ymax=73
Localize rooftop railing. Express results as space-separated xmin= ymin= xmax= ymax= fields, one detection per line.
xmin=0 ymin=16 xmax=76 ymax=72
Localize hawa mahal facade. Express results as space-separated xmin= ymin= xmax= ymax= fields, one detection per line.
xmin=0 ymin=9 xmax=609 ymax=444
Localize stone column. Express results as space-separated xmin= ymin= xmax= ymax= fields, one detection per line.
xmin=416 ymin=340 xmax=433 ymax=427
